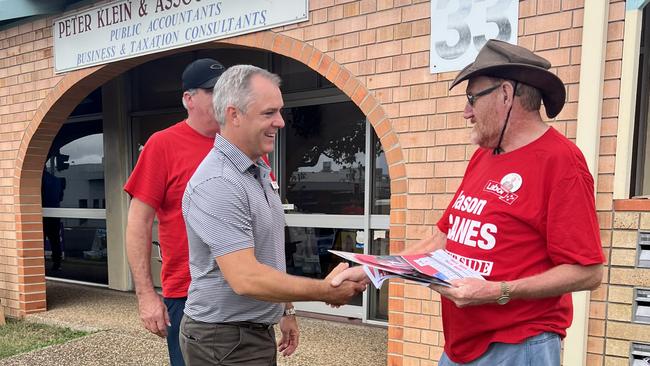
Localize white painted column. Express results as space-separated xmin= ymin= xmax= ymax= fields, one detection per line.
xmin=613 ymin=8 xmax=644 ymax=199
xmin=565 ymin=1 xmax=609 ymax=365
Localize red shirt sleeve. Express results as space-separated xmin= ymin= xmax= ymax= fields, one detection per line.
xmin=546 ymin=171 xmax=605 ymax=266
xmin=123 ymin=133 xmax=168 ymax=210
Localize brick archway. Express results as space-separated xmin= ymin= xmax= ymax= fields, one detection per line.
xmin=12 ymin=31 xmax=406 ymax=317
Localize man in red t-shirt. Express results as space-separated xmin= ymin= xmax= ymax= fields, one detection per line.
xmin=124 ymin=58 xmax=225 ymax=366
xmin=333 ymin=40 xmax=605 ymax=365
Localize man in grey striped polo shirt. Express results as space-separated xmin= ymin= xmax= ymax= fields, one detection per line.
xmin=180 ymin=65 xmax=367 ymax=366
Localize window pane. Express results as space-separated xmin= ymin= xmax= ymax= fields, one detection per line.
xmin=368 ymin=230 xmax=389 ymax=321
xmin=283 ymin=101 xmax=366 ymax=214
xmin=372 ymin=134 xmax=390 ymax=215
xmin=70 ymin=88 xmax=102 ymax=116
xmin=45 ymin=218 xmax=108 ymax=285
xmin=273 ymin=54 xmax=334 ymax=93
xmin=633 ymin=6 xmax=650 ymax=196
xmin=285 ymin=227 xmax=363 ymax=306
xmin=130 ymin=53 xmax=194 ymax=111
xmin=43 ymin=120 xmax=104 ymax=209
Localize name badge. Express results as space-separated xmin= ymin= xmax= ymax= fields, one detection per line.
xmin=270 ymin=181 xmax=279 ymax=191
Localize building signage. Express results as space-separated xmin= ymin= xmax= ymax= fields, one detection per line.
xmin=53 ymin=0 xmax=308 ymax=73
xmin=430 ymin=0 xmax=518 ymax=74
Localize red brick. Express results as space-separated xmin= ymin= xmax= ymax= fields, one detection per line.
xmin=335 ymin=47 xmax=366 ymax=63
xmin=402 ymin=35 xmax=429 ymax=54
xmin=398 ymin=100 xmax=435 ymax=117
xmin=536 ymin=32 xmax=559 ymax=51
xmin=519 ymin=0 xmax=537 ymax=18
xmin=608 ymin=1 xmax=625 ymax=22
xmin=562 ymin=0 xmax=583 ymax=11
xmin=304 ymin=22 xmax=335 ymax=40
xmin=607 ymin=21 xmax=624 ymax=42
xmin=400 ymin=68 xmax=437 ymax=86
xmin=343 ymin=2 xmax=360 ymax=17
xmin=368 ymin=8 xmax=402 ymax=28
xmin=368 ymin=40 xmax=402 ymax=59
xmin=334 ymin=16 xmax=367 ymax=35
xmin=359 ymin=29 xmax=376 ymax=44
xmin=538 ymin=0 xmax=562 ymax=14
xmin=434 ymin=161 xmax=468 ymax=178
xmin=524 ymin=12 xmax=573 ymax=35
xmin=402 ymin=2 xmax=429 ymax=22
xmin=605 ymin=41 xmax=623 ymax=61
xmin=536 ymin=48 xmax=571 ymax=67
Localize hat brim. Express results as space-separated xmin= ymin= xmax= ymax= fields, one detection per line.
xmin=450 ymin=63 xmax=566 ymax=118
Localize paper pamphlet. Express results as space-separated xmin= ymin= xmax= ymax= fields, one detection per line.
xmin=329 ymin=249 xmax=484 ymax=289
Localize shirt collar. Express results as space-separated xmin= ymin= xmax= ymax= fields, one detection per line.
xmin=214 ymin=134 xmax=269 ymax=174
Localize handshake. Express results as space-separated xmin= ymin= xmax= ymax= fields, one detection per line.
xmin=320 ymin=263 xmax=370 ymax=306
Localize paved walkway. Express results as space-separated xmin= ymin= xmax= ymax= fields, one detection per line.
xmin=2 ymin=281 xmax=387 ymax=366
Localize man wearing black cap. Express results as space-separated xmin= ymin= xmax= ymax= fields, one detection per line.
xmin=332 ymin=40 xmax=605 ymax=365
xmin=124 ymin=58 xmax=225 ymax=366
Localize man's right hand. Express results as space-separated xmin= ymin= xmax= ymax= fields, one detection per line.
xmin=321 ymin=263 xmax=367 ymax=306
xmin=330 ymin=265 xmax=368 ymax=287
xmin=137 ymin=291 xmax=170 ymax=338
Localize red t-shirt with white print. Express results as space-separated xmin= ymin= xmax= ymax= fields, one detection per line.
xmin=436 ymin=127 xmax=605 ymax=364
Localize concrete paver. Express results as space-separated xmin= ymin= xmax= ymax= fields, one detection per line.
xmin=2 ymin=281 xmax=386 ymax=365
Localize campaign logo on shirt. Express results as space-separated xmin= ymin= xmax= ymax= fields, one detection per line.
xmin=500 ymin=173 xmax=522 ymax=193
xmin=483 ymin=180 xmax=518 ymax=205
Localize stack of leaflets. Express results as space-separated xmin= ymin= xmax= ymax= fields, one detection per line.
xmin=329 ymin=249 xmax=484 ymax=289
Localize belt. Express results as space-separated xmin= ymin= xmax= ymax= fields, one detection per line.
xmin=220 ymin=321 xmax=273 ymax=330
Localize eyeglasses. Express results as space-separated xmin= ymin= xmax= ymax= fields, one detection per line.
xmin=466 ymin=84 xmax=501 ymax=106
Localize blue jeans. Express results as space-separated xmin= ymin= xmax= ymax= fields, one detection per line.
xmin=164 ymin=297 xmax=187 ymax=366
xmin=439 ymin=332 xmax=561 ymax=366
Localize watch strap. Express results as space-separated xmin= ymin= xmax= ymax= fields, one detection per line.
xmin=497 ymin=281 xmax=510 ymax=305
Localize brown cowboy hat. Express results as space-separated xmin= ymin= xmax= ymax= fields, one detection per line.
xmin=450 ymin=39 xmax=566 ymax=118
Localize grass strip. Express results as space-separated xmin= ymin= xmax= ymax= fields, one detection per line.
xmin=0 ymin=318 xmax=88 ymax=359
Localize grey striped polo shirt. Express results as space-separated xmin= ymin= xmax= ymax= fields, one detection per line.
xmin=182 ymin=134 xmax=285 ymax=324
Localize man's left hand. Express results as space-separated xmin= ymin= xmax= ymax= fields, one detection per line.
xmin=278 ymin=314 xmax=299 ymax=357
xmin=430 ymin=278 xmax=501 ymax=308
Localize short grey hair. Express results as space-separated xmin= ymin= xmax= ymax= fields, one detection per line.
xmin=514 ymin=82 xmax=542 ymax=112
xmin=212 ymin=65 xmax=281 ymax=126
xmin=487 ymin=77 xmax=542 ymax=112
xmin=181 ymin=88 xmax=198 ymax=111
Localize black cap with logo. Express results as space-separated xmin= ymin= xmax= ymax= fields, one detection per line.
xmin=181 ymin=58 xmax=225 ymax=91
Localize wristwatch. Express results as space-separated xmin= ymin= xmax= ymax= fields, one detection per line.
xmin=496 ymin=282 xmax=511 ymax=305
xmin=283 ymin=307 xmax=296 ymax=316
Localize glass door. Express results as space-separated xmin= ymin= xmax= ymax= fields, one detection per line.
xmin=42 ymin=114 xmax=108 ymax=285
xmin=279 ymin=94 xmax=390 ymax=320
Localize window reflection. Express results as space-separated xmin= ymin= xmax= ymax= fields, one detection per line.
xmin=44 ymin=218 xmax=108 ymax=284
xmin=282 ymin=102 xmax=366 ymax=215
xmin=42 ymin=120 xmax=104 ymax=209
xmin=285 ymin=227 xmax=363 ymax=306
xmin=273 ymin=54 xmax=333 ymax=93
xmin=70 ymin=88 xmax=102 ymax=116
xmin=372 ymin=135 xmax=390 ymax=215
